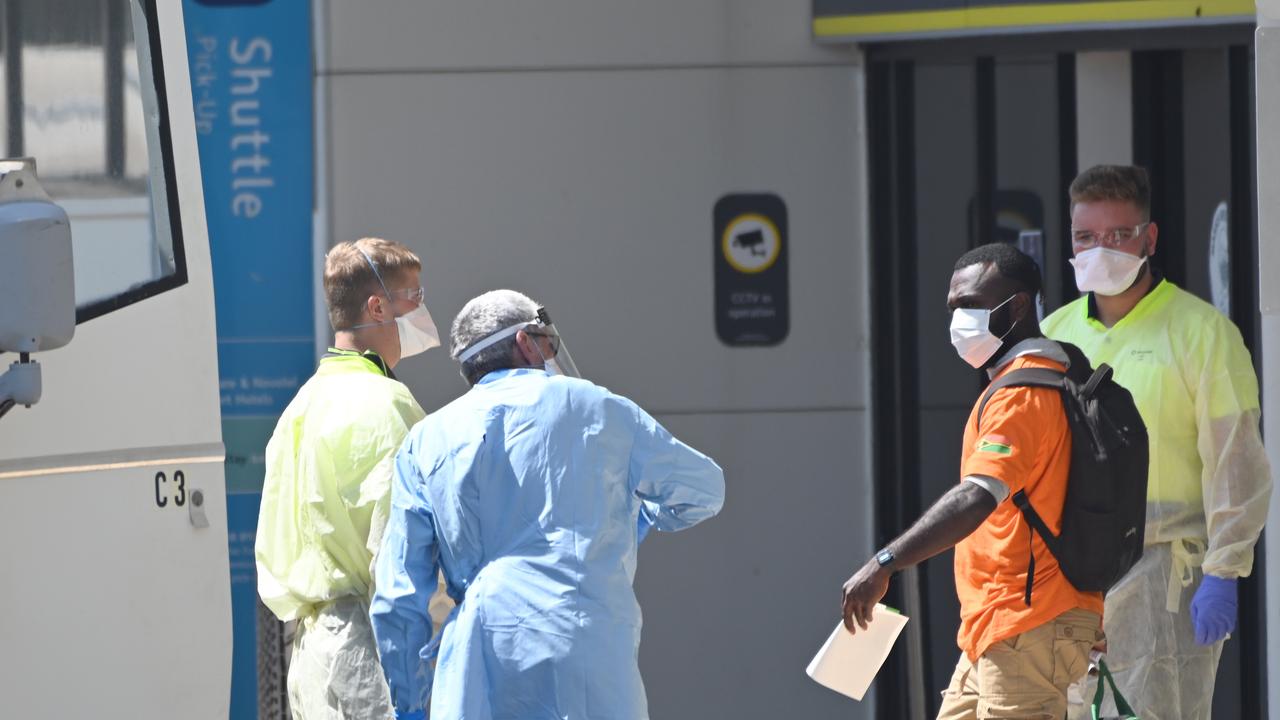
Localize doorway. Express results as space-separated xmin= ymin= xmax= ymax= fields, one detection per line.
xmin=866 ymin=26 xmax=1263 ymax=720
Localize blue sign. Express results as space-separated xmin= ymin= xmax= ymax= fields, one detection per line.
xmin=226 ymin=493 xmax=263 ymax=720
xmin=184 ymin=1 xmax=314 ymax=717
xmin=186 ymin=0 xmax=314 ymax=358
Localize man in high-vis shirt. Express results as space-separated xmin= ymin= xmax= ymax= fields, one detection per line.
xmin=256 ymin=237 xmax=442 ymax=720
xmin=843 ymin=243 xmax=1103 ymax=719
xmin=1043 ymin=165 xmax=1272 ymax=720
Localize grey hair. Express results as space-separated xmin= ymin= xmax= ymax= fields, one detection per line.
xmin=450 ymin=289 xmax=540 ymax=385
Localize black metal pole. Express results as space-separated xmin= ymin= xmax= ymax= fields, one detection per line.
xmin=1056 ymin=53 xmax=1079 ymax=311
xmin=974 ymin=57 xmax=996 ymax=249
xmin=5 ymin=0 xmax=24 ymax=158
xmin=104 ymin=0 xmax=126 ymax=178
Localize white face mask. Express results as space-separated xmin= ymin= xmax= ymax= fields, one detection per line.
xmin=543 ymin=356 xmax=568 ymax=376
xmin=950 ymin=294 xmax=1016 ymax=369
xmin=395 ymin=304 xmax=440 ymax=359
xmin=1069 ymin=247 xmax=1147 ymax=296
xmin=348 ymin=247 xmax=439 ymax=361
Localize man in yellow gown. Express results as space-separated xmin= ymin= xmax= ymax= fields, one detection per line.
xmin=256 ymin=237 xmax=442 ymax=720
xmin=1043 ymin=166 xmax=1272 ymax=719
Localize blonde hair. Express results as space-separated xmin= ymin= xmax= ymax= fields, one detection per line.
xmin=324 ymin=237 xmax=421 ymax=330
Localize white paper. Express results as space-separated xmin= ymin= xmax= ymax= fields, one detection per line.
xmin=805 ymin=604 xmax=910 ymax=701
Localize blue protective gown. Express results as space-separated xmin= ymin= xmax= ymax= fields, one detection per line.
xmin=370 ymin=368 xmax=725 ymax=719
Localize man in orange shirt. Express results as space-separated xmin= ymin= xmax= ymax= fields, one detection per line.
xmin=842 ymin=243 xmax=1104 ymax=719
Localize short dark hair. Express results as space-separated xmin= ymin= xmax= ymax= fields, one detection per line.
xmin=1070 ymin=165 xmax=1151 ymax=219
xmin=953 ymin=242 xmax=1042 ymax=299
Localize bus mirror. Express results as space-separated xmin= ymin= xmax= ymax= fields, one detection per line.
xmin=0 ymin=158 xmax=75 ymax=355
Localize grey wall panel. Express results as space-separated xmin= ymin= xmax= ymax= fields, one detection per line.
xmin=325 ymin=66 xmax=866 ymax=416
xmin=322 ymin=0 xmax=852 ymax=73
xmin=634 ymin=409 xmax=873 ymax=720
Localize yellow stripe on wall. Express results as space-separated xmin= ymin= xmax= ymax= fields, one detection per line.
xmin=814 ymin=0 xmax=1256 ymax=38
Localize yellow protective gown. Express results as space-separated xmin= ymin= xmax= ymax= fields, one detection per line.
xmin=1042 ymin=279 xmax=1272 ymax=720
xmin=256 ymin=351 xmax=426 ymax=720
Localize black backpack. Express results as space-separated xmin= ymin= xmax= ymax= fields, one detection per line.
xmin=977 ymin=340 xmax=1149 ymax=605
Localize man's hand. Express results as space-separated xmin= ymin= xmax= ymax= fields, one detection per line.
xmin=841 ymin=561 xmax=891 ymax=633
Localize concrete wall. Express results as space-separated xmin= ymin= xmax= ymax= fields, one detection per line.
xmin=316 ymin=2 xmax=872 ymax=717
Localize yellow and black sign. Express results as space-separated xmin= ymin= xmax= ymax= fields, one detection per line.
xmin=813 ymin=0 xmax=1255 ymax=42
xmin=714 ymin=194 xmax=789 ymax=347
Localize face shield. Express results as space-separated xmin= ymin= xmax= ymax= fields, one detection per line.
xmin=528 ymin=307 xmax=580 ymax=378
xmin=455 ymin=307 xmax=580 ymax=378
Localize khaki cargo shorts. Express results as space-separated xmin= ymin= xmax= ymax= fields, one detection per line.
xmin=936 ymin=608 xmax=1103 ymax=720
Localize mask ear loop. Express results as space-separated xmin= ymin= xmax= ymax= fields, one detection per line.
xmin=513 ymin=327 xmax=554 ymax=371
xmin=989 ymin=292 xmax=1024 ymax=343
xmin=357 ymin=247 xmax=396 ymax=317
xmin=338 ymin=247 xmax=403 ymax=331
xmin=527 ymin=331 xmax=553 ymax=369
xmin=355 ymin=248 xmax=393 ymax=298
xmin=1134 ymin=239 xmax=1153 ymax=283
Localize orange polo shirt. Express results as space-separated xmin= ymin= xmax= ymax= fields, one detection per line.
xmin=954 ymin=351 xmax=1104 ymax=661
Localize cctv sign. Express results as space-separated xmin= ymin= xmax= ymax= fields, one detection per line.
xmin=714 ymin=193 xmax=789 ymax=347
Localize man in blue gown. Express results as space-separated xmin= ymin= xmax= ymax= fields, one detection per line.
xmin=370 ymin=289 xmax=726 ymax=720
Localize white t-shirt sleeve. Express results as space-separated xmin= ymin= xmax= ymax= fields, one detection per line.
xmin=964 ymin=474 xmax=1010 ymax=504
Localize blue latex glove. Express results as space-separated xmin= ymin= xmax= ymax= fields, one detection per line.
xmin=395 ymin=711 xmax=425 ymax=720
xmin=1190 ymin=575 xmax=1237 ymax=645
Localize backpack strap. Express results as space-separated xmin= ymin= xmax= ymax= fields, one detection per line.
xmin=1011 ymin=489 xmax=1062 ymax=606
xmin=976 ymin=367 xmax=1066 ymax=424
xmin=1022 ymin=502 xmax=1035 ymax=607
xmin=1081 ymin=363 xmax=1113 ymax=397
xmin=977 ymin=367 xmax=1068 ymax=607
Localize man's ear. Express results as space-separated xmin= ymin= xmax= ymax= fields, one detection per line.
xmin=366 ymin=294 xmax=387 ymax=323
xmin=1012 ymin=291 xmax=1033 ymax=326
xmin=514 ymin=330 xmax=541 ymax=366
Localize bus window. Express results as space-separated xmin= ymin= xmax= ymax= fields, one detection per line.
xmin=7 ymin=0 xmax=185 ymax=322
